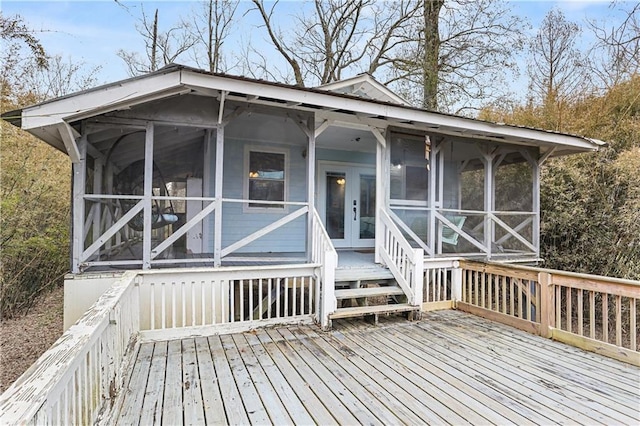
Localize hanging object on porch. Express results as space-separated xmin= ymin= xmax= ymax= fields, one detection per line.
xmin=425 ymin=135 xmax=431 ymax=171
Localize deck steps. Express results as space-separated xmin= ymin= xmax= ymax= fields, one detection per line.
xmin=330 ymin=303 xmax=418 ymax=319
xmin=335 ymin=286 xmax=404 ymax=299
xmin=332 ymin=262 xmax=417 ymax=321
xmin=334 ymin=267 xmax=394 ymax=282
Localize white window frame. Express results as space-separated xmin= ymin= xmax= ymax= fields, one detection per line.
xmin=243 ymin=146 xmax=289 ymax=213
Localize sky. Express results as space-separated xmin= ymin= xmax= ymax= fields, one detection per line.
xmin=1 ymin=0 xmax=634 ymax=91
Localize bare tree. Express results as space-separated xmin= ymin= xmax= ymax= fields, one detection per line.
xmin=528 ymin=8 xmax=586 ymax=129
xmin=250 ymin=0 xmax=422 ymax=87
xmin=393 ymin=0 xmax=527 ymax=112
xmin=117 ymin=6 xmax=198 ymax=76
xmin=187 ymin=0 xmax=239 ymax=73
xmin=588 ymin=2 xmax=639 ymax=89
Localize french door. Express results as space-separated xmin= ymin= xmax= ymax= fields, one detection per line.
xmin=317 ymin=163 xmax=376 ymax=248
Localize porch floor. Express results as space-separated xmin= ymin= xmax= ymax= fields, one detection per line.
xmin=112 ymin=310 xmax=639 ymax=425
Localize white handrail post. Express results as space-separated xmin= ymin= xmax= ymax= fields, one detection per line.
xmin=321 ymin=249 xmax=337 ymax=330
xmin=451 ymin=260 xmax=462 ymax=306
xmin=412 ymin=248 xmax=424 ymax=307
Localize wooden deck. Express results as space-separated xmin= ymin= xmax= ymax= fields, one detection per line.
xmin=112 ymin=310 xmax=640 ymax=425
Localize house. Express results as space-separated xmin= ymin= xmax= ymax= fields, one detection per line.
xmin=3 ymin=64 xmax=602 ymax=326
xmin=2 ymin=65 xmax=637 ymax=425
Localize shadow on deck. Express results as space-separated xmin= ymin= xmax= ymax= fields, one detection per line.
xmin=111 ymin=310 xmax=640 ymax=425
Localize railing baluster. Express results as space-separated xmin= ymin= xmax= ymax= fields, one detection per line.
xmin=268 ymin=278 xmax=272 ymax=319
xmin=258 ymin=278 xmax=263 ymax=320
xmin=171 ymin=282 xmax=177 ymax=328
xmin=602 ymin=293 xmax=608 ymax=343
xmin=230 ymin=279 xmax=235 ymax=322
xmin=211 ymin=279 xmax=216 ymax=325
xmin=191 ymin=281 xmax=196 ymax=327
xmin=555 ymin=285 xmax=561 ymax=328
xmin=566 ymin=287 xmax=572 ymax=333
xmin=201 ymin=281 xmax=206 ymax=325
xmin=150 ymin=282 xmax=155 ymax=330
xmin=589 ymin=291 xmax=595 ymax=339
xmin=249 ymin=279 xmax=254 ymax=322
xmin=631 ymin=298 xmax=637 ymax=351
xmin=161 ymin=282 xmax=166 ymax=329
xmin=240 ymin=280 xmax=245 ymax=322
xmin=284 ymin=277 xmax=289 ymax=317
xmin=292 ymin=277 xmax=297 ymax=316
xmin=616 ymin=295 xmax=622 ymax=347
xmin=577 ymin=289 xmax=584 ymax=337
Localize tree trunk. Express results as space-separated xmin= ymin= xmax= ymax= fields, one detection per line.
xmin=422 ymin=0 xmax=444 ymax=110
xmin=151 ymin=9 xmax=158 ymax=71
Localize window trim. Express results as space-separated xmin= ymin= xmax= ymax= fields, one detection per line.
xmin=243 ymin=146 xmax=289 ymax=213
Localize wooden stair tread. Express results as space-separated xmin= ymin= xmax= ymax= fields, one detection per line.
xmin=334 ymin=286 xmax=404 ymax=299
xmin=335 ymin=267 xmax=394 ymax=282
xmin=330 ymin=303 xmax=418 ymax=319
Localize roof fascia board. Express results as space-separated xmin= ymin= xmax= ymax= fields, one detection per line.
xmin=21 ymin=72 xmax=184 ymax=129
xmin=181 ymin=71 xmax=598 ymax=152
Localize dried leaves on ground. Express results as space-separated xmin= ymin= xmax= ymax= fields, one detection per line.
xmin=0 ymin=286 xmax=63 ymax=393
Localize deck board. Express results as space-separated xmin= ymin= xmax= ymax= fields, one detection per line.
xmin=113 ymin=310 xmax=640 ymax=425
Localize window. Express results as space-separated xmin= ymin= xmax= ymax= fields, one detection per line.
xmin=246 ymin=150 xmax=286 ymax=209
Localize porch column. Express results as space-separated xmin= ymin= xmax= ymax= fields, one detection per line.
xmin=428 ymin=141 xmax=439 ymax=257
xmin=71 ymin=136 xmax=87 ymax=273
xmin=307 ymin=116 xmax=316 ymax=261
xmin=374 ymin=130 xmax=387 ymax=264
xmin=202 ymin=129 xmax=214 ymax=254
xmin=92 ymin=159 xmax=103 ymax=260
xmin=532 ymin=155 xmax=542 ymax=257
xmin=142 ymin=122 xmax=154 ymax=269
xmin=483 ymin=149 xmax=494 ymax=259
xmin=214 ymin=125 xmax=225 ymax=267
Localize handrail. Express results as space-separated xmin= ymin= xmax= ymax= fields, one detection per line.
xmin=0 ymin=272 xmax=140 ymax=424
xmin=311 ymin=208 xmax=338 ymax=329
xmin=457 ymin=260 xmax=640 ymax=365
xmin=378 ymin=208 xmax=423 ymax=306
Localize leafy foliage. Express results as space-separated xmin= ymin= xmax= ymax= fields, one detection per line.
xmin=482 ymin=75 xmax=640 ymax=279
xmin=1 ymin=122 xmax=70 ymax=319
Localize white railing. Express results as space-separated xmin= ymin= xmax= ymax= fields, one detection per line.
xmin=0 ymin=272 xmax=140 ymax=425
xmin=311 ymin=208 xmax=338 ymax=329
xmin=137 ymin=265 xmax=318 ymax=341
xmin=379 ymin=209 xmax=423 ymax=306
xmin=422 ymin=259 xmax=460 ymax=311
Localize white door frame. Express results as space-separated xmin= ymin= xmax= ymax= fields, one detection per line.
xmin=317 ymin=161 xmax=376 ymax=248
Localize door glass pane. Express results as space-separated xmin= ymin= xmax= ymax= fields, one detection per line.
xmin=359 ymin=174 xmax=376 ymax=239
xmin=326 ymin=172 xmax=346 ymax=239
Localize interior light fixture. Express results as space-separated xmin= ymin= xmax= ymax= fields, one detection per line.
xmin=336 ymin=178 xmax=346 ymax=185
xmin=249 ymin=171 xmax=259 ymax=178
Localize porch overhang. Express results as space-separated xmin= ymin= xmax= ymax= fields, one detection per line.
xmin=4 ymin=64 xmax=603 ymax=161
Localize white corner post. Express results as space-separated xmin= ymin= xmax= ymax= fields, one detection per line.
xmin=412 ymin=248 xmax=424 ymax=307
xmin=214 ymin=125 xmax=225 ymax=267
xmin=142 ymin=122 xmax=154 ymax=269
xmin=532 ymin=155 xmax=542 ymax=258
xmin=451 ymin=260 xmax=462 ymax=306
xmin=202 ymin=129 xmax=214 ymax=253
xmin=321 ymin=250 xmax=337 ymax=330
xmin=307 ymin=116 xmax=316 ymax=261
xmin=483 ymin=149 xmax=494 ymax=259
xmin=428 ymin=142 xmax=439 ymax=257
xmin=373 ymin=128 xmax=387 ymax=264
xmin=71 ymin=136 xmax=87 ymax=273
xmin=92 ymin=158 xmax=104 ymax=260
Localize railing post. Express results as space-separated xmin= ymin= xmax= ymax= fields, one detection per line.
xmin=412 ymin=249 xmax=424 ymax=307
xmin=321 ymin=250 xmax=337 ymax=330
xmin=451 ymin=260 xmax=462 ymax=306
xmin=538 ymin=271 xmax=554 ymax=338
